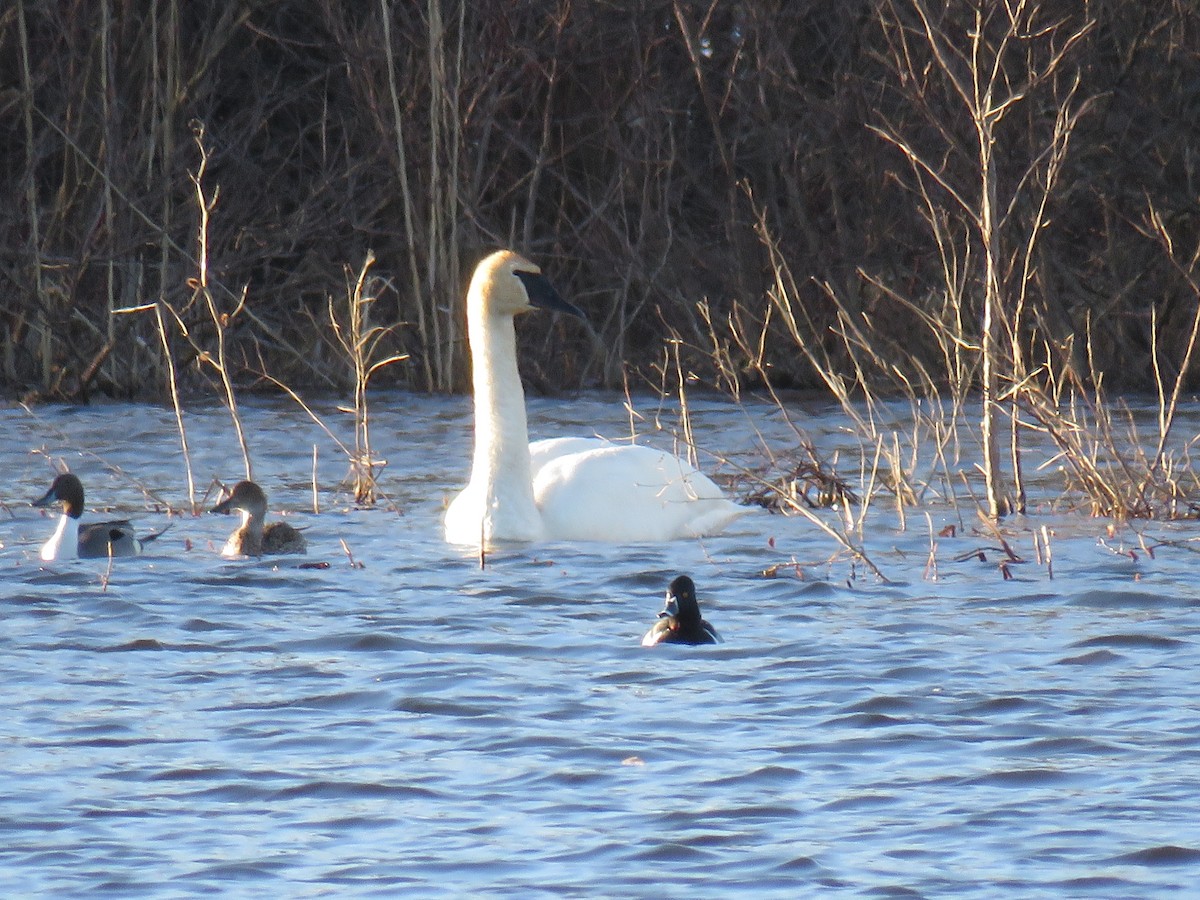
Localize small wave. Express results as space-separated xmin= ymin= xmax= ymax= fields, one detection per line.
xmin=527 ymin=769 xmax=611 ymax=788
xmin=1111 ymin=845 xmax=1200 ymax=866
xmin=149 ymin=767 xmax=243 ymax=783
xmin=2 ymin=593 xmax=64 ymax=608
xmin=880 ymin=665 xmax=942 ymax=681
xmin=693 ymin=804 xmax=798 ymax=821
xmin=100 ymin=638 xmax=165 ymax=651
xmin=960 ymin=767 xmax=1073 ymax=788
xmin=348 ymin=632 xmax=415 ymax=651
xmin=393 ymin=696 xmax=495 ymax=718
xmin=823 ymin=712 xmax=908 ymax=728
xmin=1016 ymin=736 xmax=1119 ymax=756
xmin=181 ymin=618 xmax=229 ymax=632
xmin=1055 ymin=876 xmax=1144 ymax=891
xmin=1071 ymin=633 xmax=1186 ymax=650
xmin=188 ymin=573 xmax=302 ymax=590
xmin=504 ymin=592 xmax=592 ymax=608
xmin=594 ymin=669 xmax=662 ymax=685
xmin=25 ymin=571 xmax=98 ymax=587
xmin=1069 ymin=590 xmax=1192 ymax=609
xmin=629 ymin=842 xmax=719 ymax=863
xmin=312 ymin=815 xmax=398 ymax=830
xmin=773 ymin=855 xmax=819 ymax=872
xmin=960 ymin=695 xmax=1046 ymax=714
xmin=217 ymin=690 xmax=391 ymax=712
xmin=173 ymin=783 xmax=278 ymax=803
xmin=820 ymin=793 xmax=897 ymax=812
xmin=293 ymin=690 xmax=392 ymax=711
xmin=847 ymin=695 xmax=919 ymax=714
xmin=270 ymin=780 xmax=442 ymax=801
xmin=278 ymin=633 xmax=419 ymax=652
xmin=709 ymin=765 xmax=803 ymax=787
xmin=67 ymin=736 xmax=175 ymax=749
xmin=183 ymin=861 xmax=287 ymax=881
xmin=793 ymin=580 xmax=843 ymax=599
xmin=1056 ymin=649 xmax=1122 ymax=665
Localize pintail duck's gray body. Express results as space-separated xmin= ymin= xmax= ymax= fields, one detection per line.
xmin=32 ymin=473 xmax=168 ymax=561
xmin=211 ymin=480 xmax=307 ymax=557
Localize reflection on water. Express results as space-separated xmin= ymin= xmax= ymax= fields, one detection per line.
xmin=2 ymin=394 xmax=1200 ymax=896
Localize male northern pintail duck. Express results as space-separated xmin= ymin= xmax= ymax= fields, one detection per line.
xmin=444 ymin=250 xmax=748 ymax=545
xmin=641 ymin=575 xmax=723 ymax=646
xmin=32 ymin=473 xmax=167 ymax=561
xmin=211 ymin=480 xmax=307 ymax=557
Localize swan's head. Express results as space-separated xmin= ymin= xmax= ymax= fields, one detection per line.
xmin=469 ymin=250 xmax=585 ymax=321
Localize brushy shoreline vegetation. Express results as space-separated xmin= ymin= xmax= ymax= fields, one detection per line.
xmin=4 ymin=1 xmax=1200 ymax=526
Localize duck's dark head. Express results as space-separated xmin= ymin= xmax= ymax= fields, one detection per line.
xmin=665 ymin=575 xmax=702 ymax=623
xmin=32 ymin=473 xmax=85 ymax=519
xmin=211 ymin=480 xmax=268 ymax=518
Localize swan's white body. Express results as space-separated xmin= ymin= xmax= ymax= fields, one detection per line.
xmin=444 ymin=250 xmax=747 ymax=545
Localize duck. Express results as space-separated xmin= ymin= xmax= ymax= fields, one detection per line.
xmin=211 ymin=480 xmax=307 ymax=557
xmin=31 ymin=473 xmax=168 ymax=561
xmin=641 ymin=575 xmax=722 ymax=646
xmin=444 ymin=249 xmax=748 ymax=545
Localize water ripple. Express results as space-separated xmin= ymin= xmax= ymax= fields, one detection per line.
xmin=4 ymin=396 xmax=1200 ymax=896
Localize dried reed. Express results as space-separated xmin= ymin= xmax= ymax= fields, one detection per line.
xmin=327 ymin=252 xmax=408 ymax=503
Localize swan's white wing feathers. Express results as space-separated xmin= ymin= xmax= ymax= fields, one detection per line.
xmin=532 ymin=442 xmax=748 ymax=541
xmin=528 ymin=437 xmax=611 ymax=473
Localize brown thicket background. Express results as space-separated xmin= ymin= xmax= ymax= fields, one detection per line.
xmin=1 ymin=0 xmax=1198 ymax=402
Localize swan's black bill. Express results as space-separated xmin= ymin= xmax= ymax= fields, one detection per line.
xmin=515 ymin=270 xmax=586 ymax=320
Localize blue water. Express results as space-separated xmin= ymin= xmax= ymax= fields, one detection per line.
xmin=3 ymin=394 xmax=1200 ymax=896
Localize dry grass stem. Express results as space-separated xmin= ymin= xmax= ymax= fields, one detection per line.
xmin=327 ymin=252 xmax=408 ymax=504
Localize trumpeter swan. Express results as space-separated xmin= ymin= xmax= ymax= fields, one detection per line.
xmin=444 ymin=250 xmax=747 ymax=545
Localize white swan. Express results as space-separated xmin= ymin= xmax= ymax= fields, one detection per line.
xmin=444 ymin=250 xmax=748 ymax=545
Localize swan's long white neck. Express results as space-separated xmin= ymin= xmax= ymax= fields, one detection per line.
xmin=467 ymin=302 xmax=541 ymax=530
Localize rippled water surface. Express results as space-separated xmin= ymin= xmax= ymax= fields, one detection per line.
xmin=3 ymin=394 xmax=1200 ymax=897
